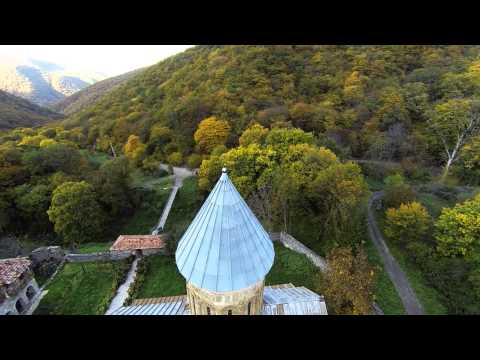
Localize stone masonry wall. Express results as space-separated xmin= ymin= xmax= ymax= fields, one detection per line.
xmin=270 ymin=232 xmax=329 ymax=272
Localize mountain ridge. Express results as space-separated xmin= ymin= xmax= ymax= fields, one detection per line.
xmin=52 ymin=68 xmax=145 ymax=115
xmin=0 ymin=89 xmax=63 ymax=130
xmin=0 ymin=56 xmax=106 ymax=107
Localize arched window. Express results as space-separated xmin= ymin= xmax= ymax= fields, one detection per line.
xmin=248 ymin=302 xmax=251 ymax=315
xmin=228 ymin=310 xmax=232 ymax=315
xmin=26 ymin=286 xmax=36 ymax=300
xmin=15 ymin=299 xmax=24 ymax=314
xmin=207 ymin=307 xmax=211 ymax=315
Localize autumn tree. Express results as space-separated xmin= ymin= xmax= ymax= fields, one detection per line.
xmin=48 ymin=181 xmax=105 ymax=250
xmin=194 ymin=116 xmax=231 ymax=154
xmin=238 ymin=123 xmax=269 ymax=146
xmin=321 ymin=246 xmax=375 ymax=315
xmin=428 ymin=98 xmax=480 ymax=181
xmin=123 ymin=134 xmax=146 ymax=165
xmin=385 ymin=201 xmax=431 ymax=244
xmin=435 ymin=194 xmax=480 ymax=258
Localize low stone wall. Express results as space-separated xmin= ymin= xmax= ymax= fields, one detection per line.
xmin=66 ymin=248 xmax=165 ymax=263
xmin=270 ymin=232 xmax=329 ymax=272
xmin=66 ymin=251 xmax=132 ymax=263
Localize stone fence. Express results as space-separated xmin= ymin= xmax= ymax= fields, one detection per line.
xmin=65 ymin=248 xmax=165 ymax=263
xmin=269 ymin=232 xmax=329 ymax=272
xmin=65 ymin=251 xmax=133 ymax=263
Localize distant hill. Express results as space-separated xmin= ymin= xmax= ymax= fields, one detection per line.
xmin=0 ymin=89 xmax=63 ymax=130
xmin=52 ymin=68 xmax=145 ymax=115
xmin=0 ymin=56 xmax=106 ymax=107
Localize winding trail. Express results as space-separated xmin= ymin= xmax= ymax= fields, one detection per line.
xmin=367 ymin=191 xmax=424 ymax=315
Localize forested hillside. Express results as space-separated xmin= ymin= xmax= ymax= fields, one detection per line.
xmin=0 ymin=90 xmax=63 ymax=130
xmin=63 ymin=45 xmax=480 ymax=175
xmin=52 ymin=68 xmax=145 ymax=115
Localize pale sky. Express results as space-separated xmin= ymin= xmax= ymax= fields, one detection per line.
xmin=0 ymin=45 xmax=194 ymax=77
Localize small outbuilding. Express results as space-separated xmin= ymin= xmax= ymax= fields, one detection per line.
xmin=0 ymin=257 xmax=40 ymax=315
xmin=110 ymin=235 xmax=166 ymax=257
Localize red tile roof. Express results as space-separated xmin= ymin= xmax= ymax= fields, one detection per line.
xmin=0 ymin=257 xmax=31 ymax=286
xmin=110 ymin=235 xmax=166 ymax=251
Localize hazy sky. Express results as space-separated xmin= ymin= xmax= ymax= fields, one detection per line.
xmin=0 ymin=45 xmax=194 ymax=77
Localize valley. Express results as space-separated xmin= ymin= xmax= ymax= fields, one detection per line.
xmin=1 ymin=45 xmax=480 ymax=316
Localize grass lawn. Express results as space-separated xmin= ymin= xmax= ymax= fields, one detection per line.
xmin=120 ymin=176 xmax=172 ymax=235
xmin=265 ymin=242 xmax=321 ymax=291
xmin=374 ymin=208 xmax=448 ymax=315
xmin=129 ymin=242 xmax=322 ymax=302
xmin=164 ymin=177 xmax=203 ymax=242
xmin=132 ymin=255 xmax=186 ymax=299
xmin=35 ymin=260 xmax=131 ymax=315
xmin=76 ymin=242 xmax=113 ymax=254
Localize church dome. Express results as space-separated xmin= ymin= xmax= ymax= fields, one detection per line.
xmin=175 ymin=168 xmax=275 ymax=292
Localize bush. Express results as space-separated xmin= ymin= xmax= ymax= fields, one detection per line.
xmin=385 ymin=201 xmax=432 ymax=244
xmin=383 ymin=174 xmax=416 ymax=208
xmin=142 ymin=157 xmax=161 ymax=175
xmin=167 ymin=152 xmax=183 ymax=166
xmin=186 ymin=153 xmax=203 ymax=169
xmin=400 ymin=158 xmax=431 ymax=182
xmin=358 ymin=161 xmax=403 ymax=182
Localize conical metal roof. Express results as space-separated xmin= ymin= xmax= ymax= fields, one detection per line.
xmin=175 ymin=168 xmax=275 ymax=292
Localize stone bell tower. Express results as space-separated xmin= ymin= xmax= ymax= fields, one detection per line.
xmin=175 ymin=168 xmax=275 ymax=315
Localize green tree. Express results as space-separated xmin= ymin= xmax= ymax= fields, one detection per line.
xmin=14 ymin=184 xmax=52 ymax=234
xmin=428 ymin=98 xmax=480 ymax=181
xmin=167 ymin=152 xmax=183 ymax=166
xmin=435 ymin=194 xmax=480 ymax=257
xmin=238 ymin=123 xmax=269 ymax=146
xmin=48 ymin=181 xmax=106 ymax=250
xmin=383 ymin=174 xmax=416 ymax=208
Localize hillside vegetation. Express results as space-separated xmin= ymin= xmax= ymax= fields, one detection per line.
xmin=0 ymin=90 xmax=63 ymax=129
xmin=63 ymin=45 xmax=480 ymax=178
xmin=52 ymin=68 xmax=145 ymax=115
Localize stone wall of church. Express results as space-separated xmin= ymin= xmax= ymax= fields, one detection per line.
xmin=186 ymin=280 xmax=264 ymax=315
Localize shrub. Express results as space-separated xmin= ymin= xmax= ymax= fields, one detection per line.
xmin=186 ymin=153 xmax=203 ymax=169
xmin=167 ymin=152 xmax=183 ymax=166
xmin=142 ymin=157 xmax=161 ymax=175
xmin=383 ymin=174 xmax=416 ymax=208
xmin=385 ymin=202 xmax=432 ymax=244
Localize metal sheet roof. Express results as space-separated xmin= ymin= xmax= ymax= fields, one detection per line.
xmin=175 ymin=168 xmax=275 ymax=292
xmin=108 ymin=285 xmax=327 ymax=315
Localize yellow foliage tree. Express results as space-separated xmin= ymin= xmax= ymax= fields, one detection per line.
xmin=385 ymin=201 xmax=431 ymax=244
xmin=123 ymin=135 xmax=146 ymax=165
xmin=194 ymin=116 xmax=231 ymax=154
xmin=321 ymin=246 xmax=375 ymax=315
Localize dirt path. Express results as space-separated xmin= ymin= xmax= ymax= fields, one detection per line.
xmin=105 ymin=257 xmax=139 ymax=314
xmin=152 ymin=165 xmax=195 ymax=235
xmin=367 ymin=191 xmax=424 ymax=315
